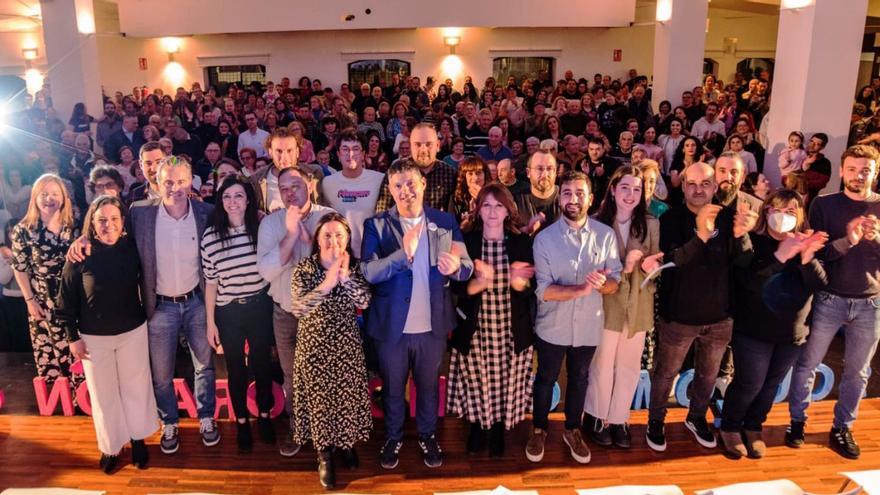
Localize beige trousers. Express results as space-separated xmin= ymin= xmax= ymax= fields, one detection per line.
xmin=584 ymin=327 xmax=646 ymax=425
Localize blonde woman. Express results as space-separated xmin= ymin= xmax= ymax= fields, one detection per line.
xmin=10 ymin=174 xmax=82 ymax=398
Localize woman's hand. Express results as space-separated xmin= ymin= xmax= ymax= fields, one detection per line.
xmin=26 ymin=298 xmax=46 ymax=321
xmin=70 ymin=339 xmax=89 ymax=361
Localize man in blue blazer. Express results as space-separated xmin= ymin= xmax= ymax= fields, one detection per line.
xmin=361 ymin=160 xmax=473 ymax=470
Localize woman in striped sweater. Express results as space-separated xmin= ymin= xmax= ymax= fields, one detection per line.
xmin=200 ymin=176 xmax=275 ymax=453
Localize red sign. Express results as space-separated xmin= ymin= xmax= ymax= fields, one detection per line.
xmin=138 ymin=57 xmax=148 ymax=71
xmin=613 ymin=49 xmax=622 ymax=62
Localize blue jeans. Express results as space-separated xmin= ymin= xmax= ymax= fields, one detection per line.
xmin=148 ymin=295 xmax=216 ymax=424
xmin=376 ymin=332 xmax=445 ymax=442
xmin=532 ymin=337 xmax=596 ymax=430
xmin=788 ymin=291 xmax=880 ymax=429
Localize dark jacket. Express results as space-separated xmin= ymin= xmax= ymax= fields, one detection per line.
xmin=450 ymin=230 xmax=536 ymax=355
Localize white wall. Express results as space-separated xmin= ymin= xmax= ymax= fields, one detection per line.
xmin=705 ymin=8 xmax=779 ymax=83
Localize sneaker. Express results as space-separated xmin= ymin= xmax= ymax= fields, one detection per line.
xmin=743 ymin=430 xmax=765 ymax=459
xmin=199 ymin=417 xmax=221 ymax=447
xmin=610 ymin=423 xmax=631 ymax=449
xmin=257 ymin=415 xmax=276 ymax=444
xmin=236 ymin=421 xmax=253 ymax=454
xmin=646 ymin=419 xmax=667 ymax=452
xmin=685 ymin=415 xmax=717 ymax=448
xmin=830 ymin=426 xmax=861 ymax=459
xmin=379 ymin=439 xmax=402 ymax=470
xmin=785 ymin=420 xmax=805 ymax=448
xmin=159 ymin=423 xmax=179 ymax=455
xmin=591 ymin=419 xmax=613 ymax=447
xmin=279 ymin=428 xmax=301 ymax=457
xmin=525 ymin=428 xmax=547 ymax=463
xmin=719 ymin=430 xmax=747 ymax=459
xmin=418 ymin=434 xmax=443 ymax=468
xmin=562 ymin=428 xmax=591 ymax=464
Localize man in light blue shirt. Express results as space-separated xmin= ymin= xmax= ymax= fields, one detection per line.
xmin=525 ymin=170 xmax=621 ymax=465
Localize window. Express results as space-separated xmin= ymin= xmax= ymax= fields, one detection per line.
xmin=736 ymin=58 xmax=775 ymax=80
xmin=703 ymin=59 xmax=719 ymax=78
xmin=492 ymin=57 xmax=554 ymax=87
xmin=348 ymin=60 xmax=411 ymax=88
xmin=205 ymin=65 xmax=266 ymax=94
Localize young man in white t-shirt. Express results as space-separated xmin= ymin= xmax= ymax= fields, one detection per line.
xmin=321 ymin=130 xmax=384 ymax=257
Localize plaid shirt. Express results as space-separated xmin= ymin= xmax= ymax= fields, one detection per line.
xmin=375 ymin=159 xmax=458 ymax=213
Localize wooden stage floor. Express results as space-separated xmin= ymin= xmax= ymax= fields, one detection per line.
xmin=2 ymin=400 xmax=880 ymax=494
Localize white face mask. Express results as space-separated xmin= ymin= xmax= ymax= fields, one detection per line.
xmin=767 ymin=211 xmax=797 ymax=233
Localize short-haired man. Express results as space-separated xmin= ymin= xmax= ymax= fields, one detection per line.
xmin=128 ymin=141 xmax=166 ymax=204
xmin=375 ymin=123 xmax=457 ymax=213
xmin=476 ymin=126 xmax=514 ymax=162
xmin=691 ymin=102 xmax=727 ymax=141
xmin=104 ymin=114 xmax=146 ymax=163
xmin=804 ymin=132 xmax=832 ymax=202
xmin=515 ymin=151 xmax=561 ymax=236
xmin=257 ymin=166 xmax=335 ymax=456
xmin=526 ymin=170 xmax=621 ymax=465
xmin=356 ymin=107 xmax=386 ymax=142
xmin=96 ymin=100 xmax=122 ymax=152
xmin=786 ymin=145 xmax=880 ymax=459
xmin=464 ymin=109 xmax=494 ymax=156
xmin=557 ymin=135 xmax=586 ymax=172
xmin=321 ymin=130 xmax=384 ymax=257
xmin=583 ymin=137 xmax=619 ymax=208
xmin=560 ymin=100 xmax=588 ymax=138
xmin=647 ymin=162 xmax=754 ymax=453
xmin=361 ymin=161 xmax=473 ymax=470
xmin=251 ymin=128 xmax=301 ymax=213
xmin=497 ymin=158 xmax=528 ymax=196
xmin=238 ymin=112 xmax=270 ymax=158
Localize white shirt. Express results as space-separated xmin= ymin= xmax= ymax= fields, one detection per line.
xmin=155 ymin=202 xmax=200 ymax=297
xmin=321 ymin=168 xmax=384 ymax=257
xmin=237 ymin=127 xmax=271 ymax=158
xmin=401 ymin=214 xmax=432 ymax=334
xmin=265 ymin=169 xmax=285 ymax=213
xmin=690 ymin=117 xmax=726 ymax=140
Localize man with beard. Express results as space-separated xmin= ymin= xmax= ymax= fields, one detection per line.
xmin=526 ymin=170 xmax=621 ymax=465
xmin=375 ymin=123 xmax=457 ymax=212
xmin=715 ymin=152 xmax=763 ymax=213
xmin=647 ymin=162 xmax=753 ymax=453
xmin=128 ymin=141 xmax=166 ymax=204
xmin=582 ymin=137 xmax=619 ymax=211
xmin=787 ymin=145 xmax=880 ymax=460
xmin=803 ymin=133 xmax=832 ymax=203
xmin=515 ymin=150 xmax=561 ymax=236
xmin=691 ymin=102 xmax=727 ymax=142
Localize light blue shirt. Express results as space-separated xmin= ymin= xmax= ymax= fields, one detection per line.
xmin=533 ymin=217 xmax=622 ymax=347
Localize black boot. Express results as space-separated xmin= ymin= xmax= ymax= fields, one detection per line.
xmin=131 ymin=439 xmax=149 ymax=469
xmin=341 ymin=446 xmax=359 ymax=469
xmin=466 ymin=422 xmax=487 ymax=454
xmin=99 ymin=453 xmax=119 ymax=474
xmin=488 ymin=422 xmax=505 ymax=457
xmin=257 ymin=413 xmax=276 ymax=444
xmin=318 ymin=448 xmax=336 ymax=489
xmin=237 ymin=420 xmax=253 ymax=454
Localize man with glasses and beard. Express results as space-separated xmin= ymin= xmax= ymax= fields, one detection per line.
xmin=375 ymin=123 xmax=457 ymax=213
xmin=515 ymin=150 xmax=561 ymax=236
xmin=786 ymin=145 xmax=880 ymax=460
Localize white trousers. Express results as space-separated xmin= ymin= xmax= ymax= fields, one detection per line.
xmin=584 ymin=328 xmax=646 ymax=425
xmin=81 ymin=323 xmax=158 ymax=455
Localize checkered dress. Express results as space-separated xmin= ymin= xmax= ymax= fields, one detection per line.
xmin=447 ymin=239 xmax=534 ymax=430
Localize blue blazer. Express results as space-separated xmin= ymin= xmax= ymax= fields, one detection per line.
xmin=361 ymin=206 xmax=474 ymax=344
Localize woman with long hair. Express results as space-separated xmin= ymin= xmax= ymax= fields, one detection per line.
xmin=436 ymin=116 xmax=456 ymax=158
xmin=68 ymin=102 xmax=94 ymax=138
xmin=541 ymin=115 xmax=562 ymax=144
xmin=56 ymin=195 xmax=157 ymax=473
xmin=734 ymin=117 xmax=765 ymax=172
xmin=10 ymin=174 xmax=81 ymax=403
xmin=720 ymin=189 xmax=827 ymax=459
xmin=666 ymin=135 xmax=702 ymax=205
xmin=217 ymin=119 xmax=240 ymax=160
xmin=288 ymin=121 xmax=316 ymax=164
xmin=448 ymin=183 xmax=536 ymax=457
xmin=724 ymin=134 xmax=758 ymax=175
xmin=386 ymin=101 xmax=408 ymax=144
xmin=363 ymin=131 xmax=389 ymax=173
xmin=658 ymin=117 xmax=686 ymax=172
xmin=290 ymin=213 xmax=372 ymax=489
xmin=741 ymin=171 xmax=771 ymax=202
xmin=450 ymin=156 xmax=491 ymax=231
xmin=585 ymin=166 xmax=662 ymax=449
xmin=201 ymin=176 xmax=275 ymax=453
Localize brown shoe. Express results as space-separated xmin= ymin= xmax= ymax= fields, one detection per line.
xmin=719 ymin=430 xmax=747 ymax=459
xmin=525 ymin=428 xmax=547 ymax=463
xmin=562 ymin=428 xmax=591 ymax=464
xmin=743 ymin=430 xmax=766 ymax=459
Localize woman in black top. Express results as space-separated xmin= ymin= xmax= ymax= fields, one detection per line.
xmin=55 ymin=195 xmax=158 ymax=473
xmin=448 ymin=156 xmax=491 ymax=231
xmin=719 ymin=189 xmax=827 ymax=460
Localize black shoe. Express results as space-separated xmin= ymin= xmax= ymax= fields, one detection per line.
xmin=785 ymin=420 xmax=806 ymax=448
xmin=591 ymin=418 xmax=613 ymax=447
xmin=99 ymin=453 xmax=119 ymax=474
xmin=418 ymin=434 xmax=443 ymax=468
xmin=237 ymin=421 xmax=253 ymax=454
xmin=646 ymin=419 xmax=667 ymax=452
xmin=488 ymin=422 xmax=505 ymax=458
xmin=466 ymin=422 xmax=487 ymax=454
xmin=342 ymin=447 xmax=359 ymax=469
xmin=379 ymin=439 xmax=402 ymax=470
xmin=685 ymin=415 xmax=717 ymax=448
xmin=257 ymin=415 xmax=276 ymax=444
xmin=610 ymin=423 xmax=631 ymax=449
xmin=830 ymin=426 xmax=861 ymax=459
xmin=130 ymin=439 xmax=148 ymax=469
xmin=318 ymin=449 xmax=336 ymax=489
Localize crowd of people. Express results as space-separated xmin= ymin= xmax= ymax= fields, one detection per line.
xmin=0 ymin=67 xmax=878 ymax=491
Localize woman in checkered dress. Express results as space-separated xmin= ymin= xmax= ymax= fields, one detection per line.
xmin=448 ymin=183 xmax=537 ymax=457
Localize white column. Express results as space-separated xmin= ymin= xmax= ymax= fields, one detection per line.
xmin=651 ymin=0 xmax=709 ymax=108
xmin=39 ymin=0 xmax=102 ymax=125
xmin=764 ymin=0 xmax=868 ymax=190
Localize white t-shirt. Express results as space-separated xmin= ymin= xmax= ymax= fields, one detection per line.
xmin=321 ymin=169 xmax=384 ymax=257
xmin=400 ymin=214 xmax=431 ymax=334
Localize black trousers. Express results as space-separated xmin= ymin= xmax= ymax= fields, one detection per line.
xmin=532 ymin=337 xmax=596 ymax=430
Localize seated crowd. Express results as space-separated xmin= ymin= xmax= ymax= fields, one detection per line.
xmin=0 ymin=68 xmax=877 ymax=491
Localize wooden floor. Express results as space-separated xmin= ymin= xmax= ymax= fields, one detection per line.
xmin=2 ymin=400 xmax=880 ymax=494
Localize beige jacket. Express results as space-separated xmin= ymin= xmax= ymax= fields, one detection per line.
xmin=602 ymin=216 xmax=660 ymax=337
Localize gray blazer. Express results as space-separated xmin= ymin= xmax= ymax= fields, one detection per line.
xmin=127 ymin=198 xmax=214 ymax=317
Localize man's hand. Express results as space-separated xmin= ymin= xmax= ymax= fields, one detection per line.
xmin=284 ymin=205 xmax=302 ymax=235
xmin=846 ymin=215 xmax=867 ymax=246
xmin=66 ymin=235 xmax=92 ymax=263
xmin=438 ymin=251 xmax=461 ymax=276
xmin=696 ymin=204 xmax=723 ymax=242
xmin=640 ymin=252 xmax=664 ymax=273
xmin=521 ymin=212 xmax=545 ymax=235
xmin=862 ymin=214 xmax=880 ymax=242
xmin=584 ymin=269 xmax=607 ymax=291
xmin=733 ymin=202 xmax=759 ymax=238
